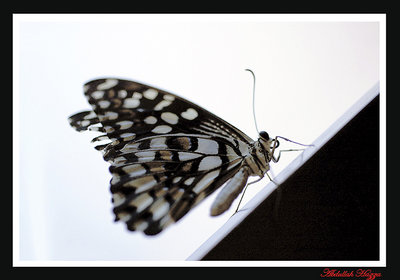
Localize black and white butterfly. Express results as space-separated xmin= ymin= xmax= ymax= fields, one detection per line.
xmin=68 ymin=78 xmax=281 ymax=235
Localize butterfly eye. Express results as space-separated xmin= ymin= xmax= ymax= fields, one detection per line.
xmin=259 ymin=131 xmax=269 ymax=140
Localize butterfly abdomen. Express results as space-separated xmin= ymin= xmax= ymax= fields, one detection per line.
xmin=210 ymin=166 xmax=250 ymax=216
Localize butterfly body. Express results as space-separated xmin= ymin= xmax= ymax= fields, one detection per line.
xmin=69 ymin=78 xmax=276 ymax=235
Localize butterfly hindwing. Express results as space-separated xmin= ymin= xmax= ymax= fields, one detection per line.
xmin=69 ymin=78 xmax=254 ymax=235
xmin=108 ymin=135 xmax=244 ymax=234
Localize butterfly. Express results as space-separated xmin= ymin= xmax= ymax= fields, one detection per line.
xmin=68 ymin=78 xmax=280 ymax=235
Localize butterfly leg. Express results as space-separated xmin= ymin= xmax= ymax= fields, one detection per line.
xmin=272 ymin=148 xmax=306 ymax=163
xmin=271 ymin=136 xmax=314 ymax=162
xmin=231 ymin=169 xmax=281 ymax=217
xmin=231 ymin=175 xmax=265 ymax=216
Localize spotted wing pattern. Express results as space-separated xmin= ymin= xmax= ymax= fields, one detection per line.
xmin=68 ymin=78 xmax=254 ymax=235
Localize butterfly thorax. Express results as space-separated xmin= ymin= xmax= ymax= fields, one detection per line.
xmin=245 ymin=136 xmax=273 ymax=178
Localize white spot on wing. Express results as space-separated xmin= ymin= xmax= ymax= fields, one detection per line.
xmin=122 ymin=164 xmax=147 ymax=177
xmin=129 ymin=193 xmax=154 ymax=213
xmin=97 ymin=79 xmax=118 ymax=90
xmin=124 ymin=176 xmax=157 ymax=193
xmin=192 ymin=170 xmax=220 ymax=194
xmin=121 ymin=142 xmax=140 ymax=153
xmin=226 ymin=145 xmax=238 ymax=156
xmin=181 ymin=108 xmax=198 ymax=120
xmin=152 ymin=125 xmax=172 ymax=134
xmin=159 ymin=214 xmax=174 ymax=229
xmin=132 ymin=92 xmax=142 ymax=99
xmin=161 ymin=112 xmax=179 ymax=125
xmin=123 ymin=98 xmax=140 ymax=108
xmin=91 ymin=90 xmax=104 ymax=99
xmin=149 ymin=198 xmax=169 ymax=220
xmin=193 ymin=192 xmax=206 ymax=206
xmin=111 ymin=174 xmax=121 ymax=184
xmin=104 ymin=126 xmax=115 ymax=133
xmin=196 ymin=138 xmax=219 ymax=154
xmin=163 ymin=95 xmax=175 ymax=101
xmin=98 ymin=100 xmax=111 ymax=109
xmin=80 ymin=120 xmax=90 ymax=127
xmin=178 ymin=152 xmax=202 ymax=161
xmin=113 ymin=156 xmax=126 ymax=165
xmin=154 ymin=100 xmax=172 ymax=111
xmin=150 ymin=137 xmax=168 ymax=149
xmin=172 ymin=177 xmax=182 ymax=184
xmin=83 ymin=111 xmax=97 ymax=120
xmin=143 ymin=88 xmax=158 ymax=100
xmin=112 ymin=192 xmax=126 ymax=207
xmin=117 ymin=212 xmax=131 ymax=222
xmin=144 ymin=116 xmax=157 ymax=124
xmin=184 ymin=177 xmax=195 ymax=185
xmin=118 ymin=90 xmax=127 ymax=98
xmin=132 ymin=220 xmax=149 ymax=231
xmin=136 ymin=151 xmax=156 ymax=162
xmin=198 ymin=156 xmax=223 ymax=171
xmin=238 ymin=141 xmax=250 ymax=156
xmin=117 ymin=120 xmax=133 ymax=130
xmin=103 ymin=111 xmax=118 ymax=120
xmin=120 ymin=132 xmax=135 ymax=141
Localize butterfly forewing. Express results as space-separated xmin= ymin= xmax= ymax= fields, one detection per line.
xmin=69 ymin=78 xmax=255 ymax=235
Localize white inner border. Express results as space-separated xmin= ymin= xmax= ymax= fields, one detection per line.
xmin=13 ymin=13 xmax=386 ymax=267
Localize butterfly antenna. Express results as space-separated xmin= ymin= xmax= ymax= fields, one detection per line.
xmin=245 ymin=69 xmax=259 ymax=134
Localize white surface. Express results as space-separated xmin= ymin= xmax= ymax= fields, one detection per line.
xmin=187 ymin=82 xmax=380 ymax=261
xmin=13 ymin=14 xmax=382 ymax=263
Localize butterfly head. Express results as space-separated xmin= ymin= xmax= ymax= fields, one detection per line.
xmin=257 ymin=131 xmax=280 ymax=161
xmin=259 ymin=130 xmax=279 ymax=148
